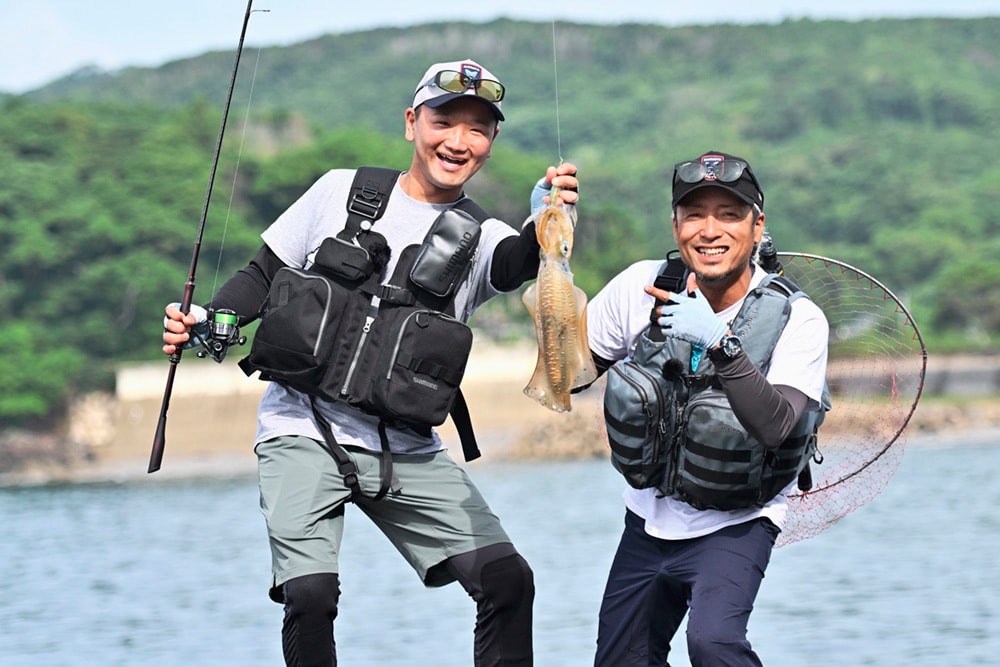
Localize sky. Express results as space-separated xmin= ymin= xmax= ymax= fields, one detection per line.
xmin=3 ymin=0 xmax=999 ymax=94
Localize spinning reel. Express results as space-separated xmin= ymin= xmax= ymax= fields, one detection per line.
xmin=193 ymin=309 xmax=247 ymax=363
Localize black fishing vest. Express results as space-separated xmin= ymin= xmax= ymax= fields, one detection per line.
xmin=604 ymin=257 xmax=829 ymax=511
xmin=239 ymin=167 xmax=488 ymax=467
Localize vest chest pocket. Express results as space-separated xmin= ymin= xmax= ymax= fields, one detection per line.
xmin=239 ymin=267 xmax=369 ymax=399
xmin=671 ymin=388 xmax=767 ymax=511
xmin=603 ymin=359 xmax=679 ymax=490
xmin=351 ymin=306 xmax=474 ymax=427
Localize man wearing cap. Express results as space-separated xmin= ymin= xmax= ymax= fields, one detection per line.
xmin=584 ymin=151 xmax=828 ymax=665
xmin=163 ymin=58 xmax=577 ymax=666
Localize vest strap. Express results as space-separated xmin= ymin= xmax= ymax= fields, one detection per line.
xmin=449 ymin=389 xmax=481 ymax=462
xmin=375 ymin=284 xmax=416 ymax=305
xmin=345 ymin=167 xmax=401 ymax=234
xmin=310 ymin=397 xmax=365 ymax=502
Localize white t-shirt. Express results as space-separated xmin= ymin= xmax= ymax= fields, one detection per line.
xmin=587 ymin=260 xmax=829 ymax=539
xmin=253 ymin=169 xmax=519 ymax=454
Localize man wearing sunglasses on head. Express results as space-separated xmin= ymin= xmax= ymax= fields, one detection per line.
xmin=584 ymin=151 xmax=829 ymax=666
xmin=163 ymin=58 xmax=577 ymax=666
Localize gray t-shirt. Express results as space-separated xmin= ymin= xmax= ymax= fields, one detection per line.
xmin=254 ymin=169 xmax=519 ymax=454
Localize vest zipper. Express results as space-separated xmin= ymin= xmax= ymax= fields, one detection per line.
xmin=276 ymin=269 xmax=335 ymax=357
xmin=341 ymin=314 xmax=375 ymax=397
xmin=387 ymin=311 xmax=421 ymax=380
xmin=310 ymin=273 xmax=334 ymax=357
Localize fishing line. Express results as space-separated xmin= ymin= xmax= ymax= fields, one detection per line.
xmin=209 ymin=9 xmax=269 ymax=297
xmin=210 ymin=42 xmax=265 ymax=298
xmin=149 ymin=2 xmax=268 ymax=473
xmin=551 ymin=20 xmax=563 ymax=164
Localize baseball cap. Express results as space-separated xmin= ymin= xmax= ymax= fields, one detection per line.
xmin=411 ymin=59 xmax=505 ymax=121
xmin=671 ymin=151 xmax=764 ymax=210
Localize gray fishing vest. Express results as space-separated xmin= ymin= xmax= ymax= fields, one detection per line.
xmin=604 ymin=267 xmax=829 ymax=511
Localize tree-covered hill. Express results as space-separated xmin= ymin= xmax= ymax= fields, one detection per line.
xmin=2 ymin=17 xmax=998 ymax=424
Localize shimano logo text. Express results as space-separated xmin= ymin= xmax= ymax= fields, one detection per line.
xmin=438 ymin=231 xmax=476 ymax=283
xmin=413 ymin=377 xmax=438 ymax=390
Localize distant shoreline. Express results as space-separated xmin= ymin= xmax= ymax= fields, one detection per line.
xmin=1 ymin=391 xmax=997 ymax=488
xmin=2 ymin=343 xmax=998 ymax=487
xmin=3 ymin=424 xmax=998 ymax=489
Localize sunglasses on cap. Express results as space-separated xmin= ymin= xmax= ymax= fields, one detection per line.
xmin=674 ymin=157 xmax=753 ymax=185
xmin=422 ymin=70 xmax=506 ymax=102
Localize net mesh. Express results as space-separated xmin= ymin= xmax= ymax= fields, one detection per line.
xmin=775 ymin=253 xmax=927 ymax=546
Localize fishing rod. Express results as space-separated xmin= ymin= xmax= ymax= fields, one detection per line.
xmin=148 ymin=0 xmax=258 ymax=473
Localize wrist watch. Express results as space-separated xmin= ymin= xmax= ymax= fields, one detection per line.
xmin=708 ymin=333 xmax=743 ymax=362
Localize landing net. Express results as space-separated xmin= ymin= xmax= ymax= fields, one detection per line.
xmin=775 ymin=253 xmax=927 ymax=546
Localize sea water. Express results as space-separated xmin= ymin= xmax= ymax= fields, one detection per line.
xmin=1 ymin=434 xmax=997 ymax=666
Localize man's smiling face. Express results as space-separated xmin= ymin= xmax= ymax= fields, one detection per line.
xmin=673 ymin=187 xmax=764 ymax=287
xmin=403 ymin=97 xmax=499 ymax=203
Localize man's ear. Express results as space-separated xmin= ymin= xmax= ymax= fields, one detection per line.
xmin=486 ymin=124 xmax=500 ymax=157
xmin=404 ymin=107 xmax=417 ymax=142
xmin=752 ymin=211 xmax=766 ymax=243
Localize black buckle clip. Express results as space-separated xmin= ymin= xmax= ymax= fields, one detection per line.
xmin=348 ymin=187 xmax=383 ymax=220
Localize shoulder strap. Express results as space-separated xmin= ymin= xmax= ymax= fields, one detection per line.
xmin=346 ymin=168 xmax=489 ymax=231
xmin=451 ymin=196 xmax=490 ymax=223
xmin=730 ymin=276 xmax=796 ymax=371
xmin=435 ymin=197 xmax=486 ymax=462
xmin=647 ymin=250 xmax=689 ymax=343
xmin=344 ymin=167 xmax=402 ymax=234
xmin=653 ymin=249 xmax=688 ymax=294
xmin=450 ymin=389 xmax=481 ymax=462
xmin=760 ymin=273 xmax=802 ymax=298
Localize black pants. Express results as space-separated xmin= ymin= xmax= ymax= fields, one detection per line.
xmin=280 ymin=542 xmax=534 ymax=666
xmin=595 ymin=510 xmax=778 ymax=667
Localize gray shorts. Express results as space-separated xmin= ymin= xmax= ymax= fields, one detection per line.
xmin=256 ymin=435 xmax=512 ymax=594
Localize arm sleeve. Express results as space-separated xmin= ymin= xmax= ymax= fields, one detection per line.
xmin=204 ymin=244 xmax=287 ymax=326
xmin=714 ymin=351 xmax=809 ymax=449
xmin=592 ymin=352 xmax=615 ymax=377
xmin=570 ymin=351 xmax=615 ymax=394
xmin=489 ymin=221 xmax=540 ymax=292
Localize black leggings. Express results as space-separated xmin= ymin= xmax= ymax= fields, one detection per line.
xmin=279 ymin=542 xmax=534 ymax=667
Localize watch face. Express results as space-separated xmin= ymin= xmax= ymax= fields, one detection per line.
xmin=724 ymin=335 xmax=742 ymax=357
xmin=708 ymin=333 xmax=742 ymax=362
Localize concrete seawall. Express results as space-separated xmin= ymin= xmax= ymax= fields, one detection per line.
xmin=2 ymin=343 xmax=998 ymax=485
xmin=106 ymin=346 xmax=1000 ymax=459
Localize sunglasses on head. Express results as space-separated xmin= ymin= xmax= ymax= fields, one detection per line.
xmin=423 ymin=70 xmax=505 ymax=102
xmin=674 ymin=158 xmax=752 ymax=185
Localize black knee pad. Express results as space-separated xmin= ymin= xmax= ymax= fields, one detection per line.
xmin=481 ymin=553 xmax=534 ymax=609
xmin=282 ymin=573 xmax=341 ymax=618
xmin=476 ymin=553 xmax=534 ymax=665
xmin=281 ymin=574 xmax=341 ymax=667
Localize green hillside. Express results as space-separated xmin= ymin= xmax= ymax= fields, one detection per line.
xmin=2 ymin=17 xmax=997 ymax=424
